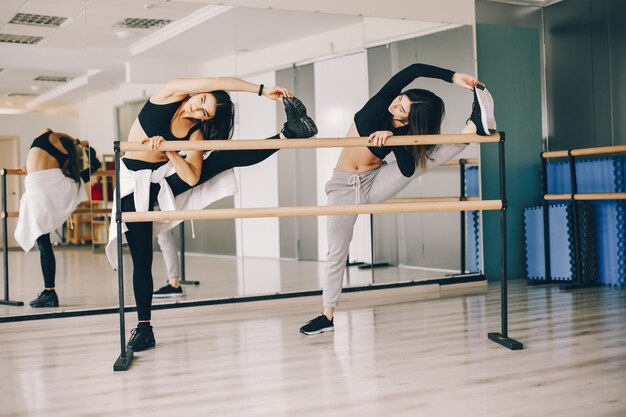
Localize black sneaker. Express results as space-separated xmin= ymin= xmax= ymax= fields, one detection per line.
xmin=299 ymin=314 xmax=334 ymax=335
xmin=470 ymin=84 xmax=497 ymax=135
xmin=153 ymin=283 xmax=183 ymax=298
xmin=29 ymin=290 xmax=59 ymax=308
xmin=127 ymin=326 xmax=156 ymax=352
xmin=282 ymin=97 xmax=318 ymax=138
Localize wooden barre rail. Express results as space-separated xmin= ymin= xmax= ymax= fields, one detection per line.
xmin=542 ymin=145 xmax=626 ymax=159
xmin=121 ymin=200 xmax=502 ymax=222
xmin=80 ymin=160 xmax=480 ymax=179
xmin=442 ymin=158 xmax=479 ymax=166
xmin=119 ymin=133 xmax=500 ymax=152
xmin=386 ymin=196 xmax=479 ymax=204
xmin=544 ymin=193 xmax=626 ymax=201
xmin=91 ymin=170 xmax=116 ymax=177
xmin=0 ymin=169 xmax=26 ymax=176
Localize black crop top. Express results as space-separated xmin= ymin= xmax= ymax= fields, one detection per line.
xmin=354 ymin=63 xmax=455 ymax=177
xmin=138 ymin=99 xmax=202 ymax=141
xmin=30 ymin=131 xmax=69 ymax=167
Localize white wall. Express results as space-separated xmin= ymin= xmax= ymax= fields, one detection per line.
xmin=75 ymin=83 xmax=162 ymax=155
xmin=313 ymin=52 xmax=370 ymax=262
xmin=233 ymin=71 xmax=280 ymax=259
xmin=218 ymin=0 xmax=476 ymax=26
xmin=0 ymin=113 xmax=80 ymax=166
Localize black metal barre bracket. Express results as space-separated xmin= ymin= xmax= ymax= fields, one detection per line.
xmin=178 ymin=222 xmax=199 ymax=286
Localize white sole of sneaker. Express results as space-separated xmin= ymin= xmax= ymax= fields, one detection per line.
xmin=153 ymin=293 xmax=183 ymax=298
xmin=301 ymin=326 xmax=334 ymax=335
xmin=475 ymin=87 xmax=491 ymax=136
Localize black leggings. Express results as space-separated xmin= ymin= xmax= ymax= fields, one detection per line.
xmin=124 ymin=134 xmax=281 ymax=321
xmin=36 ymin=234 xmax=56 ymax=288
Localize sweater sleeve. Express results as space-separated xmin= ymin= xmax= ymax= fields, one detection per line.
xmin=390 ymin=147 xmax=416 ymax=178
xmin=355 ymin=63 xmax=455 ymax=126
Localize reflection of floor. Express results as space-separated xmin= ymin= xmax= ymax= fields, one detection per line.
xmin=0 ymin=247 xmax=461 ymax=319
xmin=2 ymin=281 xmax=625 ymax=416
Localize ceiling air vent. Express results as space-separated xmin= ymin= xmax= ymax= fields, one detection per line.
xmin=113 ymin=18 xmax=173 ymax=30
xmin=10 ymin=13 xmax=67 ymax=27
xmin=34 ymin=75 xmax=73 ymax=82
xmin=5 ymin=92 xmax=38 ymax=97
xmin=0 ymin=34 xmax=43 ymax=45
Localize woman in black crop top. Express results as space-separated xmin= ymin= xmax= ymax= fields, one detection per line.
xmin=299 ymin=63 xmax=487 ymax=336
xmin=120 ymin=76 xmax=318 ymax=352
xmin=19 ymin=129 xmax=101 ymax=308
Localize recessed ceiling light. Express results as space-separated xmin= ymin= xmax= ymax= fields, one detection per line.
xmin=10 ymin=12 xmax=67 ymax=28
xmin=113 ymin=18 xmax=173 ymax=30
xmin=0 ymin=33 xmax=43 ymax=45
xmin=34 ymin=75 xmax=73 ymax=82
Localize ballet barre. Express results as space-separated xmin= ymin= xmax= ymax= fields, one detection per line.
xmin=539 ymin=144 xmax=626 ymax=288
xmin=112 ymin=131 xmax=522 ymax=372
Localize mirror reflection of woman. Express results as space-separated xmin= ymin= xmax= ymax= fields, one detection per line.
xmin=15 ymin=128 xmax=100 ymax=308
xmin=299 ymin=63 xmax=495 ymax=335
xmin=106 ymin=76 xmax=317 ymax=352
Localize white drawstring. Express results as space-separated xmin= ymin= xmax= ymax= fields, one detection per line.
xmin=348 ymin=174 xmax=361 ymax=204
xmin=69 ymin=216 xmax=74 ymax=230
xmin=190 ymin=220 xmax=196 ymax=238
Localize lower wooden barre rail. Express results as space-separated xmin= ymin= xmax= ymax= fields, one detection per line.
xmin=544 ymin=193 xmax=626 ymax=201
xmin=91 ymin=170 xmax=116 ymax=177
xmin=121 ymin=200 xmax=502 ymax=223
xmin=442 ymin=158 xmax=479 ymax=166
xmin=0 ymin=168 xmax=26 ymax=176
xmin=386 ymin=196 xmax=479 ymax=204
xmin=119 ymin=132 xmax=500 ymax=152
xmin=542 ymin=145 xmax=626 ymax=159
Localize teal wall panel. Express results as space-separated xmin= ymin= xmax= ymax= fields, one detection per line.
xmin=477 ymin=24 xmax=543 ymax=280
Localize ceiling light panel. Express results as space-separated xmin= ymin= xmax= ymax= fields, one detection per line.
xmin=34 ymin=75 xmax=73 ymax=82
xmin=113 ymin=18 xmax=173 ymax=30
xmin=10 ymin=12 xmax=67 ymax=27
xmin=0 ymin=33 xmax=43 ymax=44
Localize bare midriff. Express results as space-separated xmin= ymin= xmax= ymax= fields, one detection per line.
xmin=334 ymin=122 xmax=383 ymax=173
xmin=123 ymin=118 xmax=168 ymax=163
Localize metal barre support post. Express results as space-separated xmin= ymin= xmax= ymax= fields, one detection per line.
xmin=1 ymin=170 xmax=23 ymax=306
xmin=488 ymin=133 xmax=523 ymax=350
xmin=113 ymin=142 xmax=133 ymax=371
xmin=178 ymin=222 xmax=199 ymax=286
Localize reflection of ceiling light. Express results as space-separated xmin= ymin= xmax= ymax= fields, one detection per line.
xmin=237 ymin=48 xmax=250 ymax=53
xmin=0 ymin=33 xmax=43 ymax=45
xmin=116 ymin=30 xmax=135 ymax=39
xmin=30 ymin=85 xmax=42 ymax=92
xmin=34 ymin=75 xmax=73 ymax=82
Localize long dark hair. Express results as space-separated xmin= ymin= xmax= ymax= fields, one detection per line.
xmin=199 ymin=90 xmax=234 ymax=141
xmin=58 ymin=136 xmax=82 ymax=184
xmin=403 ymin=89 xmax=445 ymax=168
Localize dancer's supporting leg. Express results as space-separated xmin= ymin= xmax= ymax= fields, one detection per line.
xmin=29 ymin=234 xmax=59 ymax=307
xmin=124 ymin=181 xmax=160 ymax=351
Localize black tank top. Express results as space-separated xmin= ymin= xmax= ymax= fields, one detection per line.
xmin=138 ymin=99 xmax=202 ymax=141
xmin=30 ymin=131 xmax=69 ymax=167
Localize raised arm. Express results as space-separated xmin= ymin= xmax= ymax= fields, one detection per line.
xmin=155 ymin=77 xmax=290 ymax=101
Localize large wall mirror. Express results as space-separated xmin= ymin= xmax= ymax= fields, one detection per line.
xmin=0 ymin=0 xmax=480 ymax=321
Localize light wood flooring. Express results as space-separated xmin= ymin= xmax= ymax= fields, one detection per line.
xmin=1 ymin=280 xmax=625 ymax=417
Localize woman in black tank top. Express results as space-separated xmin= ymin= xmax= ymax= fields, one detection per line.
xmin=21 ymin=129 xmax=101 ymax=308
xmin=121 ymin=77 xmax=318 ymax=352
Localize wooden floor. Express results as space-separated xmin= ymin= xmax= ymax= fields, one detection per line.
xmin=1 ymin=280 xmax=625 ymax=417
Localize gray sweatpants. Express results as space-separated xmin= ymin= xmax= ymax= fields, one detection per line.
xmin=323 ymin=144 xmax=467 ymax=308
xmin=157 ymin=229 xmax=180 ymax=280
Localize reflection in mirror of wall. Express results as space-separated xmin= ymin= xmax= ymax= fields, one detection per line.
xmin=0 ymin=1 xmax=480 ymax=321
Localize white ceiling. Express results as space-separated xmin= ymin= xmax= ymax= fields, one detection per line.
xmin=0 ymin=0 xmax=562 ymax=112
xmin=0 ymin=0 xmax=365 ymax=111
